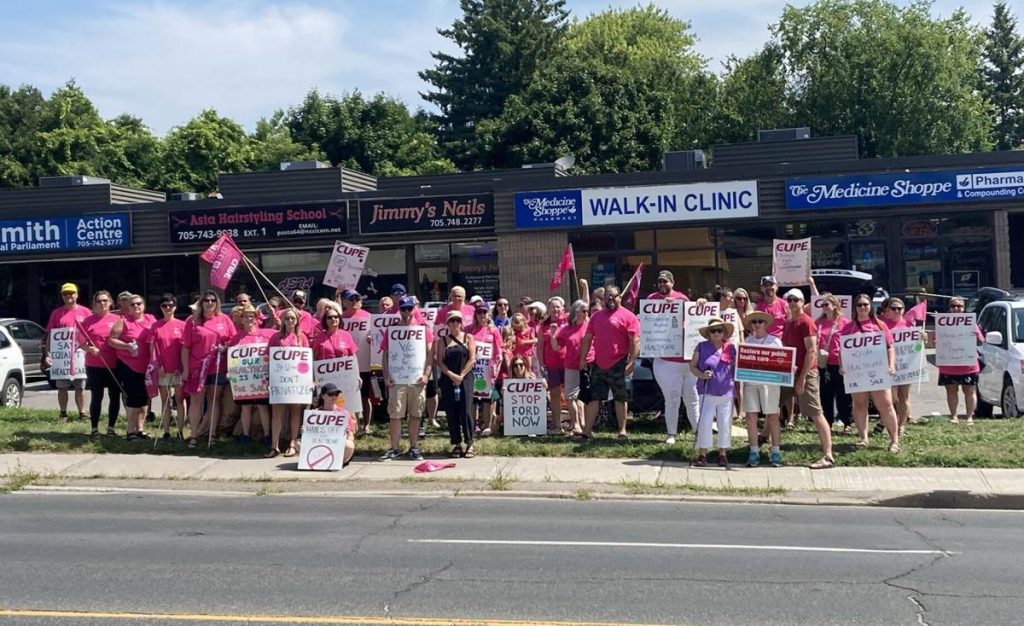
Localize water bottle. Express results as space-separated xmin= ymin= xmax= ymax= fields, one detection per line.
xmin=129 ymin=341 xmax=139 ymax=357
xmin=453 ymin=384 xmax=461 ymax=401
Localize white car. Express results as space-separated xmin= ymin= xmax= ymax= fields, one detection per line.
xmin=976 ymin=299 xmax=1024 ymax=418
xmin=0 ymin=325 xmax=25 ymax=407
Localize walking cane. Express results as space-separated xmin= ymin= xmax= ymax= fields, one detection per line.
xmin=207 ymin=347 xmax=223 ymax=448
xmin=689 ymin=373 xmax=709 ymax=467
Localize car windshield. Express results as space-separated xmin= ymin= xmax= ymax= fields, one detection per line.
xmin=1014 ymin=310 xmax=1024 ymax=344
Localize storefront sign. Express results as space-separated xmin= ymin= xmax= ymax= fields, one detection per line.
xmin=934 ymin=313 xmax=978 ymax=367
xmin=0 ymin=213 xmax=131 ymax=254
xmin=786 ymin=167 xmax=1024 ymax=211
xmin=503 ymin=378 xmax=548 ymax=436
xmin=358 ymin=194 xmax=494 ymax=235
xmin=514 ymin=181 xmax=759 ymax=229
xmin=892 ymin=327 xmax=928 ymax=385
xmin=168 ymin=203 xmax=347 ymax=244
xmin=840 ymin=332 xmax=892 ymax=393
xmin=734 ymin=343 xmax=795 ymax=386
xmin=638 ymin=299 xmax=684 ymax=358
xmin=298 ymin=410 xmax=349 ymax=471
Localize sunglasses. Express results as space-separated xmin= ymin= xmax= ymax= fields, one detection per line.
xmin=160 ymin=303 xmax=174 ymax=308
xmin=202 ymin=298 xmax=217 ymax=303
xmin=95 ymin=298 xmax=111 ymax=303
xmin=130 ymin=302 xmax=144 ymax=307
xmin=448 ymin=319 xmax=463 ymax=324
xmin=856 ymin=302 xmax=871 ymax=308
xmin=325 ymin=314 xmax=340 ymax=320
xmin=786 ymin=297 xmax=802 ymax=303
xmin=324 ymin=391 xmax=340 ymax=397
xmin=889 ymin=307 xmax=904 ymax=312
xmin=734 ymin=296 xmax=747 ymax=301
xmin=399 ymin=307 xmax=414 ymax=312
xmin=709 ymin=328 xmax=724 ymax=334
xmin=750 ymin=320 xmax=766 ymax=325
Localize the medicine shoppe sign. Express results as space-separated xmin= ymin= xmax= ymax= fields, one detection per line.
xmin=358 ymin=194 xmax=494 ymax=235
xmin=168 ymin=202 xmax=347 ymax=244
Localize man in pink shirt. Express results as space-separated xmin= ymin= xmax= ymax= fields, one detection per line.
xmin=579 ymin=285 xmax=640 ymax=438
xmin=384 ymin=283 xmax=427 ymax=325
xmin=646 ymin=270 xmax=696 ymax=443
xmin=756 ymin=275 xmax=788 ymax=338
xmin=42 ymin=282 xmax=91 ymax=421
xmin=340 ymin=290 xmax=375 ymax=431
xmin=437 ymin=286 xmax=476 ymax=325
xmin=290 ymin=289 xmax=318 ymax=337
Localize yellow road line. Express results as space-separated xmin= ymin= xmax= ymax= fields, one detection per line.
xmin=0 ymin=608 xmax=676 ymax=626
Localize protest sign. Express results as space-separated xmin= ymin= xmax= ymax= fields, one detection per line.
xmin=810 ymin=294 xmax=852 ymax=320
xmin=720 ymin=308 xmax=741 ymax=344
xmin=322 ymin=241 xmax=368 ymax=289
xmin=49 ymin=328 xmax=86 ymax=381
xmin=502 ymin=378 xmax=547 ymax=436
xmin=772 ymin=238 xmax=812 ymax=286
xmin=339 ymin=316 xmax=371 ymax=372
xmin=934 ymin=313 xmax=978 ymax=367
xmin=386 ymin=326 xmax=427 ymax=385
xmin=683 ymin=302 xmax=720 ymax=357
xmin=269 ymin=347 xmax=313 ymax=404
xmin=226 ymin=342 xmax=269 ymax=401
xmin=369 ymin=314 xmax=400 ymax=370
xmin=297 ymin=410 xmax=349 ymax=471
xmin=472 ymin=340 xmax=496 ymax=399
xmin=734 ymin=343 xmax=795 ymax=386
xmin=892 ymin=327 xmax=928 ymax=385
xmin=314 ymin=355 xmax=361 ymax=411
xmin=638 ymin=299 xmax=683 ymax=358
xmin=840 ymin=332 xmax=891 ymax=393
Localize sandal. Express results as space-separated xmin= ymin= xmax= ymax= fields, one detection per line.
xmin=855 ymin=438 xmax=869 ymax=448
xmin=463 ymin=446 xmax=476 ymax=459
xmin=809 ymin=456 xmax=835 ymax=470
xmin=950 ymin=417 xmax=960 ymax=424
xmin=693 ymin=454 xmax=707 ymax=467
xmin=264 ymin=449 xmax=280 ymax=459
xmin=450 ymin=445 xmax=463 ymax=458
xmin=187 ymin=438 xmax=198 ymax=450
xmin=283 ymin=446 xmax=298 ymax=458
xmin=106 ymin=428 xmax=117 ymax=437
xmin=888 ymin=442 xmax=901 ymax=453
xmin=89 ymin=429 xmax=100 ymax=439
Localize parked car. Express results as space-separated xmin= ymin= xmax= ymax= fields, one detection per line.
xmin=0 ymin=318 xmax=49 ymax=382
xmin=0 ymin=324 xmax=25 ymax=406
xmin=965 ymin=287 xmax=1024 ymax=315
xmin=976 ymin=300 xmax=1024 ymax=418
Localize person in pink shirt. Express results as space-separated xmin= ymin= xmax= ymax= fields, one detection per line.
xmin=552 ymin=300 xmax=592 ymax=437
xmin=42 ymin=282 xmax=91 ymax=421
xmin=181 ymin=290 xmax=234 ymax=450
xmin=107 ymin=294 xmax=155 ymax=441
xmin=340 ymin=290 xmax=375 ymax=433
xmin=228 ymin=305 xmax=275 ymax=447
xmin=579 ymin=285 xmax=640 ymax=439
xmin=81 ymin=290 xmax=121 ymax=438
xmin=384 ymin=284 xmax=428 ymax=325
xmin=537 ymin=296 xmax=569 ymax=433
xmin=755 ymin=275 xmax=788 ymax=338
xmin=935 ymin=296 xmax=985 ymax=424
xmin=436 ymin=286 xmax=476 ymax=327
xmin=312 ymin=305 xmax=361 ymax=427
xmin=151 ymin=294 xmax=187 ymax=441
xmin=646 ymin=269 xmax=694 ymax=443
xmin=465 ymin=304 xmax=504 ymax=436
xmin=267 ymin=307 xmax=311 ymax=458
xmin=815 ymin=294 xmax=852 ymax=434
xmin=839 ymin=293 xmax=900 ymax=452
xmin=510 ymin=312 xmax=537 ymax=369
xmin=880 ymin=297 xmax=918 ymax=434
xmin=290 ymin=289 xmax=319 ymax=338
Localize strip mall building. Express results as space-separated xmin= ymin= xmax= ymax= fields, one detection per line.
xmin=2 ymin=134 xmax=1023 ymax=322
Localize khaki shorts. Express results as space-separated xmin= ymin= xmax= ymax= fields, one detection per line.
xmin=55 ymin=378 xmax=86 ymax=390
xmin=742 ymin=383 xmax=780 ymax=415
xmin=388 ymin=383 xmax=425 ymax=420
xmin=780 ymin=370 xmax=823 ymax=417
xmin=158 ymin=373 xmax=181 ymax=387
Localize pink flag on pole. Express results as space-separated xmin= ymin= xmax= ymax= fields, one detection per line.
xmin=201 ymin=233 xmax=243 ymax=290
xmin=622 ymin=262 xmax=644 ymax=310
xmin=904 ymin=300 xmax=927 ymax=324
xmin=549 ymin=244 xmax=575 ymax=292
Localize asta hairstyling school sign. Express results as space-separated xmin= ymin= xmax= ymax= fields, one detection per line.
xmin=168 ymin=202 xmax=347 ymax=244
xmin=0 ymin=213 xmax=131 ymax=254
xmin=358 ymin=194 xmax=494 ymax=235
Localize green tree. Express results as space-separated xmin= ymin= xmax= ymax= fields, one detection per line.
xmin=34 ymin=81 xmax=110 ymax=179
xmin=477 ymin=4 xmax=712 ymax=173
xmin=248 ymin=110 xmax=325 ymax=172
xmin=0 ymin=84 xmax=45 ymax=187
xmin=419 ymin=0 xmax=569 ymax=169
xmin=158 ymin=109 xmax=251 ymax=194
xmin=773 ymin=0 xmax=992 ymax=157
xmin=983 ymin=1 xmax=1024 ymax=150
xmin=99 ymin=114 xmax=161 ymax=190
xmin=713 ymin=45 xmax=792 ymax=145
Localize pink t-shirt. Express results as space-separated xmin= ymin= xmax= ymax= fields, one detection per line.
xmin=882 ymin=316 xmax=908 ymax=331
xmin=816 ymin=317 xmax=845 ymax=366
xmin=539 ymin=313 xmax=569 ymax=369
xmin=182 ymin=314 xmax=234 ymax=373
xmin=45 ymin=305 xmax=91 ymax=343
xmin=312 ymin=329 xmax=358 ymax=360
xmin=437 ymin=303 xmax=476 ymax=325
xmin=151 ymin=318 xmax=187 ymax=374
xmin=588 ymin=306 xmax=641 ymax=369
xmin=297 ymin=310 xmax=319 ymax=338
xmin=341 ymin=308 xmax=371 ymax=321
xmin=384 ymin=305 xmax=428 ymax=326
xmin=229 ymin=328 xmax=275 ymax=348
xmin=114 ymin=316 xmax=154 ymax=374
xmin=81 ymin=312 xmax=119 ymax=369
xmin=556 ymin=320 xmax=593 ymax=371
xmin=466 ymin=324 xmax=503 ymax=351
xmin=840 ymin=318 xmax=894 ymax=346
xmin=269 ymin=331 xmax=311 ymax=349
xmin=512 ymin=325 xmax=536 ymax=360
xmin=756 ymin=297 xmax=788 ymax=338
xmin=647 ymin=289 xmax=688 ymax=363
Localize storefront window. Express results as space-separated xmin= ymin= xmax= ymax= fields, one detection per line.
xmin=451 ymin=242 xmax=499 ymax=302
xmin=783 ymin=221 xmax=845 ymax=239
xmin=900 ymin=215 xmax=992 ymax=296
xmin=719 ymin=226 xmax=774 ymax=295
xmin=848 ymin=219 xmax=885 ymax=240
xmin=363 ymin=248 xmax=407 ymax=303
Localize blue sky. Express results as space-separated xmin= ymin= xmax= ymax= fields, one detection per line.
xmin=0 ymin=0 xmax=1001 ymax=135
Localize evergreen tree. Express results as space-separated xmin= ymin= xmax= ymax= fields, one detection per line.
xmin=983 ymin=1 xmax=1024 ymax=150
xmin=419 ymin=0 xmax=569 ymax=170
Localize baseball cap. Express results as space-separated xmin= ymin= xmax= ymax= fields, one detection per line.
xmin=398 ymin=296 xmax=416 ymax=309
xmin=446 ymin=310 xmax=463 ymax=322
xmin=319 ymin=383 xmax=340 ymax=396
xmin=783 ymin=288 xmax=805 ymax=301
xmin=528 ymin=301 xmax=547 ymax=317
xmin=292 ymin=290 xmax=307 ymax=301
xmin=117 ymin=291 xmax=132 ymax=301
xmin=342 ymin=289 xmax=362 ymax=300
xmin=60 ymin=283 xmax=78 ymax=294
xmin=469 ymin=295 xmax=484 ymax=304
xmin=657 ymin=270 xmax=674 ymax=282
xmin=391 ymin=283 xmax=407 ymax=295
xmin=475 ymin=303 xmax=490 ymax=313
xmin=760 ymin=275 xmax=778 ymax=285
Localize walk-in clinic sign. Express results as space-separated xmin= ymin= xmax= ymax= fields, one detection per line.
xmin=0 ymin=213 xmax=131 ymax=254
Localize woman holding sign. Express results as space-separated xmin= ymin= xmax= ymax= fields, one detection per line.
xmin=741 ymin=312 xmax=783 ymax=467
xmin=816 ymin=294 xmax=853 ymax=434
xmin=935 ymin=297 xmax=984 ymax=424
xmin=553 ymin=300 xmax=592 ymax=437
xmin=880 ymin=298 xmax=916 ymax=434
xmin=689 ymin=318 xmax=737 ymax=467
xmin=466 ymin=305 xmax=503 ymax=437
xmin=312 ymin=306 xmax=360 ymax=421
xmin=181 ymin=290 xmax=234 ymax=450
xmin=840 ymin=295 xmax=901 ymax=452
xmin=228 ymin=306 xmax=274 ymax=446
xmin=316 ymin=383 xmax=356 ymax=467
xmin=435 ymin=310 xmax=477 ymax=458
xmin=268 ymin=308 xmax=311 ymax=458
xmin=538 ymin=297 xmax=568 ymax=434
xmin=107 ymin=294 xmax=155 ymax=441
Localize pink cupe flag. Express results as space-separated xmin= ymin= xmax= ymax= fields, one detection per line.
xmin=904 ymin=300 xmax=927 ymax=324
xmin=549 ymin=244 xmax=575 ymax=292
xmin=201 ymin=233 xmax=243 ymax=290
xmin=622 ymin=262 xmax=644 ymax=310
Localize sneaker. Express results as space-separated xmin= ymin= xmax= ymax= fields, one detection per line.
xmin=379 ymin=448 xmax=401 ymax=461
xmin=665 ymin=436 xmax=676 ymax=445
xmin=418 ymin=427 xmax=426 ymax=439
xmin=136 ymin=431 xmax=152 ymax=440
xmin=481 ymin=428 xmax=492 ymax=437
xmin=408 ymin=447 xmax=424 ymax=461
xmin=770 ymin=451 xmax=783 ymax=467
xmin=126 ymin=433 xmax=139 ymax=442
xmin=745 ymin=450 xmax=760 ymax=467
xmin=161 ymin=432 xmax=172 ymax=442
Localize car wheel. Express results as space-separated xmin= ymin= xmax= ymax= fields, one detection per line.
xmin=1 ymin=377 xmax=22 ymax=407
xmin=1001 ymin=378 xmax=1020 ymax=418
xmin=976 ymin=394 xmax=994 ymax=418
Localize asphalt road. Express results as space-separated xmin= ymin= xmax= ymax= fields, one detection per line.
xmin=0 ymin=493 xmax=1021 ymax=625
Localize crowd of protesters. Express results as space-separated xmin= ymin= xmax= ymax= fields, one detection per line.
xmin=38 ymin=269 xmax=979 ymax=470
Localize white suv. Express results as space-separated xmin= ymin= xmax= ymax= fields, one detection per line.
xmin=976 ymin=300 xmax=1024 ymax=418
xmin=0 ymin=325 xmax=25 ymax=407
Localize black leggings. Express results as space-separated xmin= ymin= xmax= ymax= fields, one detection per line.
xmin=87 ymin=366 xmax=121 ymax=429
xmin=820 ymin=365 xmax=852 ymax=426
xmin=441 ymin=380 xmax=473 ymax=447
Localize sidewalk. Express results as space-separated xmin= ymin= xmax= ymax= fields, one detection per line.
xmin=3 ymin=452 xmax=1023 ymax=509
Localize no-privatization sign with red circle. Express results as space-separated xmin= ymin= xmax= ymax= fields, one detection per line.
xmin=297 ymin=410 xmax=350 ymax=472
